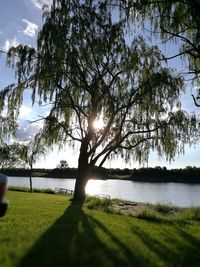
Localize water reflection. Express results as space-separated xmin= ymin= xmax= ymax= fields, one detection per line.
xmin=7 ymin=176 xmax=200 ymax=207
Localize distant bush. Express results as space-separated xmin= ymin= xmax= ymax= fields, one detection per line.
xmin=8 ymin=186 xmax=30 ymax=192
xmin=33 ymin=188 xmax=55 ymax=194
xmin=8 ymin=186 xmax=55 ymax=194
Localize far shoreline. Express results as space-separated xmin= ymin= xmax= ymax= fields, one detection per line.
xmin=3 ymin=165 xmax=200 ymax=184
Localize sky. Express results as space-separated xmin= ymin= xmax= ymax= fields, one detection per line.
xmin=0 ymin=0 xmax=199 ymax=169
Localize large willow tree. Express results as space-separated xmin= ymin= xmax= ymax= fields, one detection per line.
xmin=0 ymin=0 xmax=195 ymax=202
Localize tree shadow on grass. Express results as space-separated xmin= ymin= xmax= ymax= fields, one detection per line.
xmin=131 ymin=225 xmax=200 ymax=267
xmin=164 ymin=228 xmax=200 ymax=267
xmin=17 ymin=202 xmax=146 ymax=267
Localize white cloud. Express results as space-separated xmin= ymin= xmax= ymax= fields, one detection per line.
xmin=19 ymin=105 xmax=33 ymax=120
xmin=3 ymin=36 xmax=19 ymax=51
xmin=16 ymin=122 xmax=43 ymax=142
xmin=30 ymin=0 xmax=52 ymax=9
xmin=17 ymin=104 xmax=45 ymax=142
xmin=22 ymin=19 xmax=38 ymax=37
xmin=0 ymin=31 xmax=3 ymax=34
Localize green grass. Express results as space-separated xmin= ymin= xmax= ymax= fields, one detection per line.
xmin=1 ymin=192 xmax=200 ymax=267
xmin=178 ymin=207 xmax=200 ymax=222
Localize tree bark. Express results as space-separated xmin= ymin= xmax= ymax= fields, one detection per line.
xmin=73 ymin=139 xmax=89 ymax=203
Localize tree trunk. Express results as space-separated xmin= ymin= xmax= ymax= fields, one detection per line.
xmin=73 ymin=139 xmax=89 ymax=203
xmin=29 ymin=165 xmax=33 ymax=193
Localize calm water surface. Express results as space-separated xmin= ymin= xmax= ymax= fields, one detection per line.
xmin=7 ymin=176 xmax=200 ymax=207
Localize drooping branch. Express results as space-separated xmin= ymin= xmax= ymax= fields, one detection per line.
xmin=192 ymin=94 xmax=200 ymax=107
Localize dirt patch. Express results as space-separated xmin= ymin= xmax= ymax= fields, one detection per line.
xmin=112 ymin=201 xmax=185 ymax=216
xmin=113 ymin=202 xmax=151 ymax=215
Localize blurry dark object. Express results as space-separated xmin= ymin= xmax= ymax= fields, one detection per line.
xmin=0 ymin=202 xmax=8 ymax=217
xmin=0 ymin=173 xmax=8 ymax=218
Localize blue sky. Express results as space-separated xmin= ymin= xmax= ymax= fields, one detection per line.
xmin=0 ymin=0 xmax=199 ymax=169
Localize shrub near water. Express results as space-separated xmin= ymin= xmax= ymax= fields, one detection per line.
xmin=154 ymin=203 xmax=173 ymax=215
xmin=85 ymin=197 xmax=112 ymax=212
xmin=8 ymin=186 xmax=55 ymax=194
xmin=34 ymin=188 xmax=55 ymax=194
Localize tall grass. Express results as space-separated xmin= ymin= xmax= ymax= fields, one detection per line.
xmin=85 ymin=197 xmax=112 ymax=212
xmin=153 ymin=203 xmax=173 ymax=214
xmin=179 ymin=207 xmax=200 ymax=222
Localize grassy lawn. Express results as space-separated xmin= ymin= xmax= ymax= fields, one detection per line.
xmin=0 ymin=192 xmax=200 ymax=267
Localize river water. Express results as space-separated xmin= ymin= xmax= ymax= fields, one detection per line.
xmin=7 ymin=176 xmax=200 ymax=207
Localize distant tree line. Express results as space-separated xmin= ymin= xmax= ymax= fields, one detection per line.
xmin=1 ymin=166 xmax=200 ymax=183
xmin=129 ymin=166 xmax=200 ymax=183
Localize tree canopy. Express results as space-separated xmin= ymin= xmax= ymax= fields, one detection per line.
xmin=111 ymin=0 xmax=200 ymax=104
xmin=0 ymin=143 xmax=27 ymax=169
xmin=0 ymin=0 xmax=197 ymax=201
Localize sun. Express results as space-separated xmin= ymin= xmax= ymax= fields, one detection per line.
xmin=93 ymin=118 xmax=104 ymax=130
